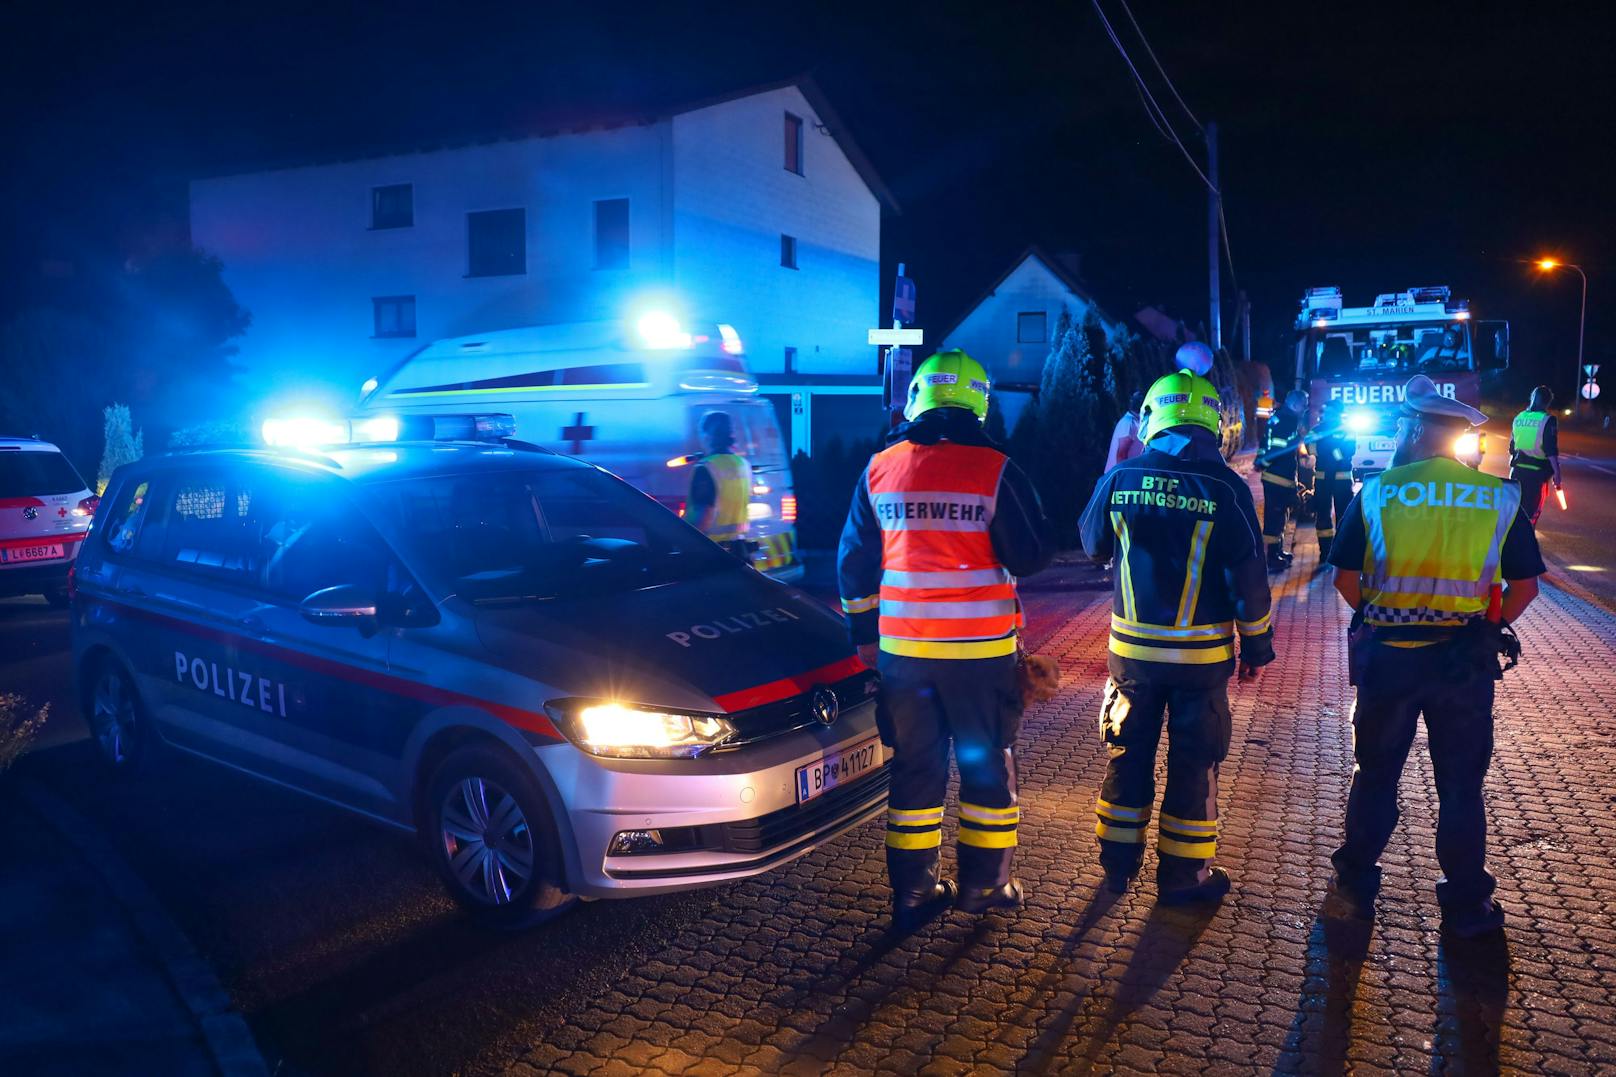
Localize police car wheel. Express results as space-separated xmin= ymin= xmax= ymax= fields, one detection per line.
xmin=426 ymin=746 xmax=576 ymax=928
xmin=86 ymin=660 xmax=149 ymax=771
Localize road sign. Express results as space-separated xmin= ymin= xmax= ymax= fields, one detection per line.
xmin=883 ymin=348 xmax=914 ymax=412
xmin=868 ymin=328 xmax=924 ymax=346
xmin=1583 ymin=381 xmax=1601 ymax=400
xmin=892 ymin=275 xmax=916 ymax=324
xmin=1585 ymin=364 xmax=1601 ymax=375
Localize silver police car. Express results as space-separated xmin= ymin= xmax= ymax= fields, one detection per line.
xmin=72 ymin=441 xmax=886 ymax=925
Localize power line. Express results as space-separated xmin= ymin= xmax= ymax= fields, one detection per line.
xmin=1117 ymin=0 xmax=1204 ymax=134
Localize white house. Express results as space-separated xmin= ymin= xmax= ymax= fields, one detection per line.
xmin=939 ymin=247 xmax=1128 ymax=432
xmin=189 ymin=79 xmax=892 ymax=456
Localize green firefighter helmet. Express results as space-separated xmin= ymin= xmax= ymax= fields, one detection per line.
xmin=904 ymin=349 xmax=991 ymax=422
xmin=1139 ymin=369 xmax=1223 ymax=441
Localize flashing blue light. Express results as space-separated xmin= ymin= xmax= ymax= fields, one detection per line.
xmin=1345 ymin=409 xmax=1376 ymax=434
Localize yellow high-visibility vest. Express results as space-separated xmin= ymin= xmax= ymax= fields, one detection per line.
xmin=1358 ymin=456 xmax=1520 ymax=627
xmin=1511 ymin=409 xmax=1549 ymax=460
xmin=701 ymin=453 xmax=752 ymax=542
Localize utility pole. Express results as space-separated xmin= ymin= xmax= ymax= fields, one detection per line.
xmin=1206 ymin=121 xmax=1222 ymax=352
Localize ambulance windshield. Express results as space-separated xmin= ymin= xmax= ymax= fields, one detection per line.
xmin=688 ymin=400 xmax=788 ymax=473
xmin=370 ymin=467 xmax=737 ymax=602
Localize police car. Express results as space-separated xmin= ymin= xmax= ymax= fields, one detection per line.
xmin=71 ymin=429 xmax=885 ymax=926
xmin=1 ymin=436 xmax=98 ymax=606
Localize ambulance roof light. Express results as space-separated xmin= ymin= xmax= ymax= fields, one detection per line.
xmin=636 ymin=311 xmax=693 ymax=350
xmin=718 ymin=323 xmax=743 ymax=355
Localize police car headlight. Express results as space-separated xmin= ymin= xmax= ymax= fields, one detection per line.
xmin=1454 ymin=432 xmax=1480 ymax=458
xmin=549 ymin=701 xmax=736 ymax=758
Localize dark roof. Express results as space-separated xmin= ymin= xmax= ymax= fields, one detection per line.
xmin=194 ymin=75 xmax=898 ymax=214
xmin=936 ymin=245 xmax=1122 ymax=344
xmin=141 ymin=442 xmax=584 ymax=483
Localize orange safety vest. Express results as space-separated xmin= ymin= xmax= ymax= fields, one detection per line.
xmin=866 ymin=439 xmax=1021 ymax=659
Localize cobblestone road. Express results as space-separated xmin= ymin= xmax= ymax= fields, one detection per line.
xmin=505 ymin=534 xmax=1616 ymax=1075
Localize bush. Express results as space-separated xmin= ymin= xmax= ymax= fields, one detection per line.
xmin=790 ymin=436 xmax=882 ymax=550
xmin=0 ymin=693 xmax=48 ymax=773
xmin=96 ymin=403 xmax=144 ymax=494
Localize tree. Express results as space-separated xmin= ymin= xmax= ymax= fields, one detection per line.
xmin=96 ymin=403 xmax=144 ymax=494
xmin=1029 ymin=309 xmax=1108 ymax=546
xmin=0 ymin=246 xmax=250 ymax=476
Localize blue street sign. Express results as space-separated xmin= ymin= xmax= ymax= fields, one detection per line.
xmin=892 ymin=275 xmax=916 ymax=325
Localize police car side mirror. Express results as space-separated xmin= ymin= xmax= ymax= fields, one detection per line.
xmin=300 ymin=585 xmax=379 ymax=627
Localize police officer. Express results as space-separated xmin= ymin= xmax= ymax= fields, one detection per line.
xmin=1079 ymin=370 xmax=1276 ymax=902
xmin=838 ymin=350 xmax=1054 ymax=928
xmin=1310 ymin=398 xmax=1357 ymax=565
xmin=1326 ymin=375 xmax=1545 ymax=938
xmin=1510 ymin=385 xmax=1562 ymax=524
xmin=687 ymin=411 xmax=752 ymax=556
xmin=1257 ymin=389 xmax=1309 ymax=571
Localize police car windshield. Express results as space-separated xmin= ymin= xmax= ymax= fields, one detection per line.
xmin=368 ymin=466 xmax=738 ymax=602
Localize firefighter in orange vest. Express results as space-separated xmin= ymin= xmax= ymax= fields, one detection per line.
xmin=688 ymin=411 xmax=753 ymax=558
xmin=838 ymin=350 xmax=1054 ymax=929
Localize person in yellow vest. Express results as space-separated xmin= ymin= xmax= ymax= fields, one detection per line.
xmin=838 ymin=350 xmax=1054 ymax=930
xmin=1325 ymin=375 xmax=1545 ymax=938
xmin=1256 ymin=389 xmax=1310 ymax=571
xmin=1509 ymin=385 xmax=1562 ymax=525
xmin=688 ymin=411 xmax=752 ymax=557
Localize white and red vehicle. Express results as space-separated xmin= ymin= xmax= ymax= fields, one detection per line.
xmin=1293 ymin=286 xmax=1509 ymax=475
xmin=1 ymin=437 xmax=98 ymax=606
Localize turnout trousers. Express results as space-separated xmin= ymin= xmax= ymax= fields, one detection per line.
xmin=1260 ymin=473 xmax=1298 ymax=554
xmin=878 ymin=651 xmax=1022 ymax=891
xmin=1095 ymin=672 xmax=1232 ymax=888
xmin=1313 ymin=474 xmax=1355 ymax=560
xmin=1331 ymin=641 xmax=1497 ymax=915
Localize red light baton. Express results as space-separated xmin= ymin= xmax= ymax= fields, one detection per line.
xmin=1556 ymin=486 xmax=1568 ymax=511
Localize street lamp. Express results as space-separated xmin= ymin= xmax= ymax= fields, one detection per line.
xmin=1536 ymin=258 xmax=1588 ymax=408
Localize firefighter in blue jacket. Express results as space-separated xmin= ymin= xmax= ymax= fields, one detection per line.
xmin=1257 ymin=389 xmax=1309 ymax=571
xmin=1080 ymin=369 xmax=1276 ymax=903
xmin=1309 ymin=398 xmax=1357 ymax=566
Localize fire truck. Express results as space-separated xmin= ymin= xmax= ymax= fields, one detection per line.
xmin=1293 ymin=285 xmax=1509 ymax=476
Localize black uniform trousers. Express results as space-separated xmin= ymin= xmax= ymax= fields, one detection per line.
xmin=1511 ymin=466 xmax=1549 ymax=525
xmin=1313 ymin=473 xmax=1355 ymax=560
xmin=1260 ymin=473 xmax=1297 ymax=553
xmin=878 ymin=651 xmax=1022 ymax=890
xmin=1095 ymin=669 xmax=1232 ymax=889
xmin=1331 ymin=640 xmax=1497 ymax=915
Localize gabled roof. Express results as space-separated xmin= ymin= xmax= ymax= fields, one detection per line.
xmin=936 ymin=245 xmax=1120 ymax=344
xmin=194 ymin=75 xmax=898 ymax=213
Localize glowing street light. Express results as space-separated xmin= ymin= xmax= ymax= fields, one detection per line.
xmin=1534 ymin=257 xmax=1588 ymax=408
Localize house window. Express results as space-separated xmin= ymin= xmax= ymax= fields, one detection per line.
xmin=1017 ymin=311 xmax=1047 ymax=344
xmin=784 ymin=112 xmax=804 ymax=175
xmin=372 ymin=296 xmax=416 ymax=338
xmin=371 ymin=184 xmax=413 ymax=229
xmin=784 ymin=346 xmax=797 ymax=374
xmin=593 ymin=198 xmax=630 ymax=270
xmin=780 ymin=234 xmax=798 ymax=269
xmin=467 ymin=208 xmax=526 ymax=277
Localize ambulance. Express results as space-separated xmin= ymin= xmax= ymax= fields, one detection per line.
xmin=1293 ymin=286 xmax=1509 ymax=475
xmin=351 ymin=315 xmax=801 ymax=579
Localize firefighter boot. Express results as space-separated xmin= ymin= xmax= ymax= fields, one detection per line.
xmin=1158 ymin=867 xmax=1231 ymax=906
xmin=1267 ymin=546 xmax=1290 ymax=573
xmin=887 ymin=847 xmax=956 ymax=932
xmin=956 ymin=879 xmax=1024 ymax=915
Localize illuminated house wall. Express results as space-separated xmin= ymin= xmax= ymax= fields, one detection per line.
xmin=189 ymin=82 xmax=882 ymax=434
xmin=941 ymin=249 xmax=1128 ymax=433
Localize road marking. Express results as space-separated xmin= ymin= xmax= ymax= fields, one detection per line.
xmin=1562 ymin=453 xmax=1616 ymax=477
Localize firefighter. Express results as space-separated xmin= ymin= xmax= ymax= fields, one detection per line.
xmin=838 ymin=349 xmax=1054 ymax=929
xmin=687 ymin=411 xmax=752 ymax=557
xmin=1509 ymin=385 xmax=1562 ymax=525
xmin=1311 ymin=398 xmax=1357 ymax=565
xmin=1078 ymin=370 xmax=1276 ymax=903
xmin=1326 ymin=375 xmax=1545 ymax=938
xmin=1257 ymin=389 xmax=1309 ymax=571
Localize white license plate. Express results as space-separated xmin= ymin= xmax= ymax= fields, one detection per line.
xmin=796 ymin=737 xmax=883 ymax=804
xmin=1370 ymin=437 xmax=1395 ymax=451
xmin=0 ymin=543 xmax=64 ymax=564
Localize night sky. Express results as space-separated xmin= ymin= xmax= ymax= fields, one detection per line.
xmin=5 ymin=0 xmax=1612 ymax=396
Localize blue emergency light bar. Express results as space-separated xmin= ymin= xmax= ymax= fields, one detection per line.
xmin=262 ymin=412 xmax=517 ymax=450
